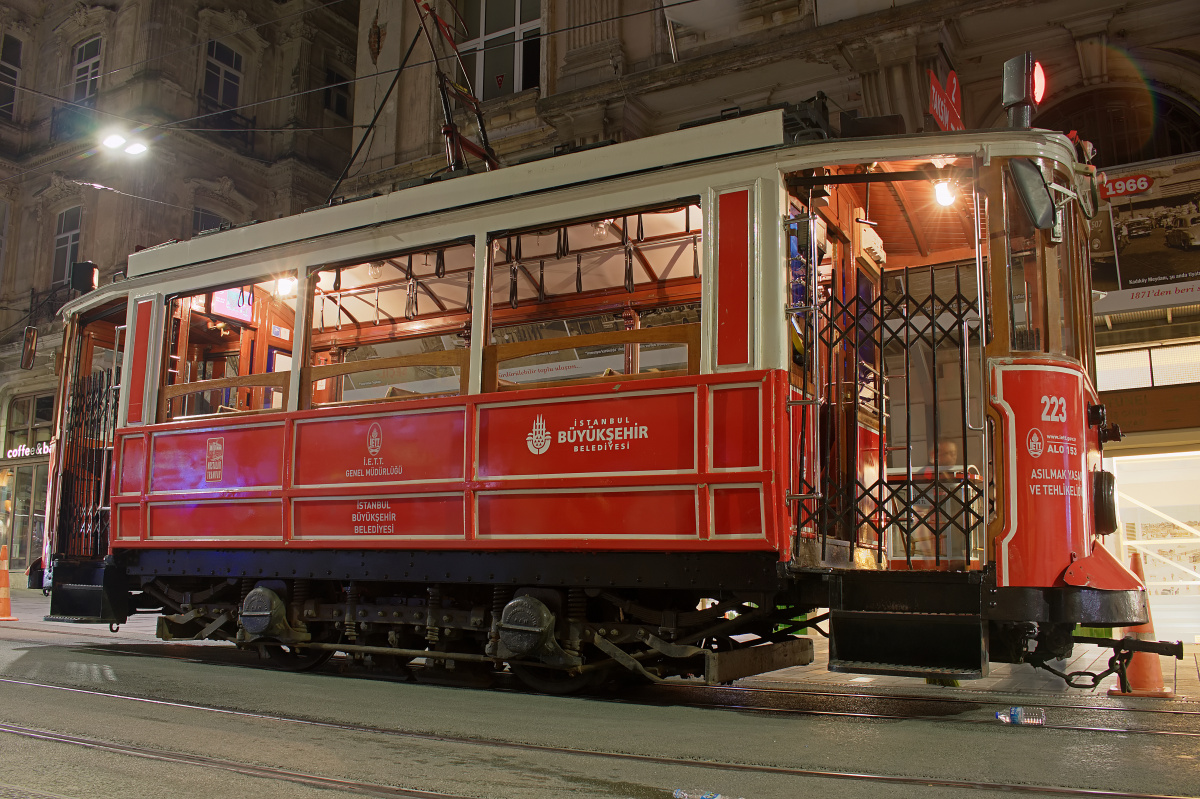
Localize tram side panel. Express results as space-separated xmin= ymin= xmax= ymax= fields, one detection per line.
xmin=108 ymin=371 xmax=794 ymax=554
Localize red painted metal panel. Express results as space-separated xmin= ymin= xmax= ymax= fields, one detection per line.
xmin=114 ymin=503 xmax=142 ymax=540
xmin=477 ymin=391 xmax=696 ymax=478
xmin=293 ymin=410 xmax=465 ymax=486
xmin=710 ymin=385 xmax=760 ymax=469
xmin=993 ymin=363 xmax=1090 ymax=587
xmin=477 ymin=488 xmax=697 ymax=538
xmin=716 ymin=190 xmax=750 ymax=367
xmin=126 ymin=299 xmax=154 ymax=424
xmin=147 ymin=500 xmax=282 ymax=540
xmin=150 ymin=424 xmax=285 ymax=493
xmin=711 ymin=486 xmax=763 ymax=537
xmin=118 ymin=435 xmax=146 ymax=495
xmin=292 ymin=494 xmax=465 ymax=539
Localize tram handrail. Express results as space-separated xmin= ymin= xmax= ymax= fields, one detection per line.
xmin=309 ymin=349 xmax=471 ymax=397
xmin=481 ymin=323 xmax=701 ymax=392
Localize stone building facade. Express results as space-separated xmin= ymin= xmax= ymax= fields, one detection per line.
xmin=0 ymin=0 xmax=358 ymax=569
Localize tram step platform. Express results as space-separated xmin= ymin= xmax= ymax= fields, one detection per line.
xmin=828 ymin=609 xmax=986 ymax=679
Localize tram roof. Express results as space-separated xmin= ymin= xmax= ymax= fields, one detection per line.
xmin=90 ymin=112 xmax=1076 ymax=315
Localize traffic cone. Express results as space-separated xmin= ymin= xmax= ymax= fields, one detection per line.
xmin=0 ymin=545 xmax=17 ymax=622
xmin=1108 ymin=552 xmax=1172 ymax=698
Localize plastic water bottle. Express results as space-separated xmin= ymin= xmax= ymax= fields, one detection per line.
xmin=995 ymin=706 xmax=1046 ymax=725
xmin=673 ymin=791 xmax=742 ymax=799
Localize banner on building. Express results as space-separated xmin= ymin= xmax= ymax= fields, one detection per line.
xmin=1091 ymin=151 xmax=1200 ymax=315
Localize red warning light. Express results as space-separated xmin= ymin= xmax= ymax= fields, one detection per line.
xmin=1032 ymin=61 xmax=1046 ymax=104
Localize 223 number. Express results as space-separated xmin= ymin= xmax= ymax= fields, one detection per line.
xmin=1040 ymin=395 xmax=1067 ymax=422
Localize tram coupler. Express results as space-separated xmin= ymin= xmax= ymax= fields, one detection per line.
xmin=1032 ymin=635 xmax=1184 ymax=691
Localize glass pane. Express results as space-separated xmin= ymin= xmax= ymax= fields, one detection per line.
xmin=1151 ymin=343 xmax=1200 ymax=386
xmin=1 ymin=35 xmax=21 ymax=68
xmin=203 ymin=63 xmax=220 ymax=101
xmin=30 ymin=464 xmax=47 ymax=568
xmin=521 ymin=32 xmax=540 ymax=91
xmin=1096 ymin=349 xmax=1152 ymax=391
xmin=11 ymin=465 xmax=31 ymax=566
xmin=0 ymin=469 xmax=12 ymax=554
xmin=34 ymin=395 xmax=53 ymax=424
xmin=5 ymin=430 xmax=26 ymax=452
xmin=8 ymin=397 xmax=29 ymax=428
xmin=485 ymin=0 xmax=515 ymax=35
xmin=461 ymin=0 xmax=481 ymax=40
xmin=482 ymin=33 xmax=515 ymax=100
xmin=521 ymin=0 xmax=539 ymax=23
xmin=1007 ymin=169 xmax=1043 ymax=351
xmin=33 ymin=427 xmax=51 ymax=445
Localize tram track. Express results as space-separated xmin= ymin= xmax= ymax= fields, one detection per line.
xmin=0 ymin=677 xmax=1196 ymax=799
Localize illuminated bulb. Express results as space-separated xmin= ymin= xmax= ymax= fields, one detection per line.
xmin=592 ymin=219 xmax=612 ymax=240
xmin=368 ymin=261 xmax=385 ymax=280
xmin=124 ymin=142 xmax=148 ymax=155
xmin=934 ymin=180 xmax=956 ymax=207
xmin=276 ymin=277 xmax=297 ymax=296
xmin=102 ymin=133 xmax=127 ymax=149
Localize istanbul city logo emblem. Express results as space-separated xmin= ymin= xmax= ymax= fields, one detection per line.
xmin=367 ymin=422 xmax=383 ymax=457
xmin=526 ymin=415 xmax=551 ymax=455
xmin=1026 ymin=427 xmax=1044 ymax=458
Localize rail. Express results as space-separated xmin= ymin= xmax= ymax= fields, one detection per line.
xmin=481 ymin=323 xmax=701 ymax=392
xmin=307 ymin=348 xmax=470 ymax=406
xmin=159 ymin=372 xmax=290 ymax=421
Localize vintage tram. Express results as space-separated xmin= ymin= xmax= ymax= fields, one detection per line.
xmin=40 ymin=106 xmax=1160 ymax=690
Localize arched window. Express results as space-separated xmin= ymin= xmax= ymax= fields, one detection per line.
xmin=1036 ymin=88 xmax=1200 ymax=168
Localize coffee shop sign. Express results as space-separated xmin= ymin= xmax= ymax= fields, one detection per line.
xmin=6 ymin=441 xmax=50 ymax=459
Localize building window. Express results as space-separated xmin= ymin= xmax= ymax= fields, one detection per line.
xmin=5 ymin=393 xmax=54 ymax=457
xmin=324 ymin=69 xmax=352 ymax=119
xmin=192 ymin=208 xmax=229 ymax=236
xmin=0 ymin=34 xmax=22 ymax=121
xmin=456 ymin=0 xmax=541 ymax=102
xmin=202 ymin=40 xmax=243 ymax=109
xmin=53 ymin=206 xmax=82 ymax=284
xmin=0 ymin=201 xmax=8 ymax=285
xmin=72 ymin=36 xmax=102 ymax=105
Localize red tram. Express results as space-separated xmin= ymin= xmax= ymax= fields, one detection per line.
xmin=40 ymin=106 xmax=1163 ymax=690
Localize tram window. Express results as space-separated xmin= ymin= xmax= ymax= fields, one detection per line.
xmin=1052 ymin=198 xmax=1079 ymax=361
xmin=487 ymin=202 xmax=702 ymax=388
xmin=307 ymin=242 xmax=473 ymax=406
xmin=160 ymin=275 xmax=297 ymax=421
xmin=1005 ymin=169 xmax=1045 ymax=352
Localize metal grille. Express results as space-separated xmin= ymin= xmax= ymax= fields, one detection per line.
xmin=57 ymin=368 xmax=118 ymax=557
xmin=788 ymin=214 xmax=987 ymax=569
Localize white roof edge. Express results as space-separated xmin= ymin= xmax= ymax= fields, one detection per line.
xmin=126 ymin=110 xmax=788 ymax=278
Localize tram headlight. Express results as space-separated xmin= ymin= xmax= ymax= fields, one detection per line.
xmin=934 ymin=180 xmax=956 ymax=207
xmin=1092 ymin=469 xmax=1118 ymax=536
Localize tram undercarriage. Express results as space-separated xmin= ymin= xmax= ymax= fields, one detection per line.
xmin=48 ymin=547 xmax=1158 ymax=692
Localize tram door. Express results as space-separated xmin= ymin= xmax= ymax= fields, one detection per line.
xmin=56 ymin=308 xmax=125 ymax=559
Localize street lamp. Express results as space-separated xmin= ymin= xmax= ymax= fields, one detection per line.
xmin=101 ymin=130 xmax=149 ymax=156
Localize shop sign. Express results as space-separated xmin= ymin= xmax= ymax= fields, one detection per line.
xmin=928 ymin=70 xmax=964 ymax=132
xmin=5 ymin=441 xmax=50 ymax=459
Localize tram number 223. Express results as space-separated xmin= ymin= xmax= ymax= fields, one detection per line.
xmin=1040 ymin=395 xmax=1067 ymax=422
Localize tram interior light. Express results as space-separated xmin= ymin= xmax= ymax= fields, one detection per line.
xmin=124 ymin=142 xmax=148 ymax=155
xmin=275 ymin=277 xmax=297 ymax=297
xmin=934 ymin=180 xmax=956 ymax=207
xmin=102 ymin=133 xmax=127 ymax=149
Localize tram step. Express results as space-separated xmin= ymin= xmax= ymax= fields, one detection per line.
xmin=46 ymin=584 xmax=122 ymax=624
xmin=829 ymin=609 xmax=986 ymax=679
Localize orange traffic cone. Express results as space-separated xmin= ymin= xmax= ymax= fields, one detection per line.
xmin=1108 ymin=552 xmax=1172 ymax=698
xmin=0 ymin=545 xmax=17 ymax=622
